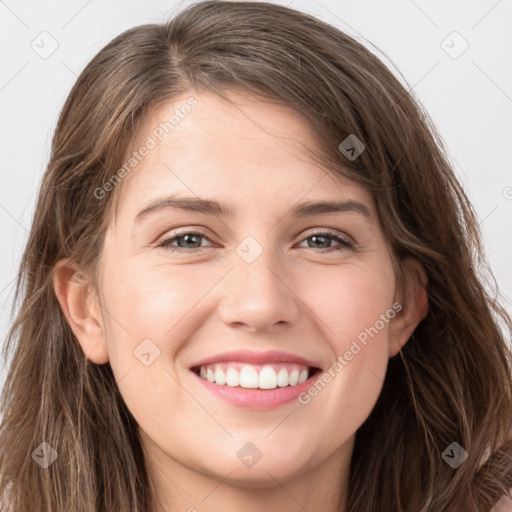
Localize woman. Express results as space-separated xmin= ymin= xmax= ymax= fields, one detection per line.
xmin=1 ymin=1 xmax=511 ymax=510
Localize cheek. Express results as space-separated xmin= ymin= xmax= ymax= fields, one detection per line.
xmin=304 ymin=262 xmax=395 ymax=351
xmin=103 ymin=258 xmax=212 ymax=335
xmin=97 ymin=261 xmax=211 ymax=427
xmin=295 ymin=263 xmax=395 ymax=427
xmin=99 ymin=259 xmax=225 ymax=377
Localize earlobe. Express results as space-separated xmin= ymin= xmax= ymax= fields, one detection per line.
xmin=388 ymin=258 xmax=428 ymax=359
xmin=52 ymin=258 xmax=109 ymax=365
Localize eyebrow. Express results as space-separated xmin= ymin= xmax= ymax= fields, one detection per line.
xmin=134 ymin=195 xmax=373 ymax=224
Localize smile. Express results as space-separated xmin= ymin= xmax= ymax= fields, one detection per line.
xmin=191 ymin=362 xmax=320 ymax=389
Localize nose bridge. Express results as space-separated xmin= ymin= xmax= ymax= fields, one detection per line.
xmin=218 ymin=233 xmax=299 ymax=330
xmin=234 ymin=234 xmax=284 ymax=295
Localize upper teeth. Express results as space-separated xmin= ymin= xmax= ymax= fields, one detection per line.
xmin=197 ymin=363 xmax=310 ymax=389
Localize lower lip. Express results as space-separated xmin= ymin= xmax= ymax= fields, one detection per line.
xmin=191 ymin=370 xmax=320 ymax=410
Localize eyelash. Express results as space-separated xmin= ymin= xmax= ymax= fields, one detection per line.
xmin=157 ymin=229 xmax=354 ymax=253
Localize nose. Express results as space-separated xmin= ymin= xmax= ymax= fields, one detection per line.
xmin=218 ymin=243 xmax=301 ymax=333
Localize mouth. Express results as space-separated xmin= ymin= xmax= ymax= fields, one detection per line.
xmin=190 ymin=362 xmax=322 ymax=390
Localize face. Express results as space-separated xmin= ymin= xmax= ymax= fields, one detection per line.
xmin=60 ymin=89 xmax=424 ymax=492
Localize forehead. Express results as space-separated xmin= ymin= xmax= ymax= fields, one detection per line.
xmin=112 ymin=89 xmax=373 ymax=223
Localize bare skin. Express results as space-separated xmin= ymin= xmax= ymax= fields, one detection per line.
xmin=54 ymin=89 xmax=427 ymax=512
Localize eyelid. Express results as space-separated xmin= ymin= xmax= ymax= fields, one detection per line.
xmin=300 ymin=227 xmax=353 ymax=243
xmin=155 ymin=228 xmax=216 ymax=252
xmin=155 ymin=226 xmax=214 ymax=242
xmin=296 ymin=229 xmax=355 ymax=251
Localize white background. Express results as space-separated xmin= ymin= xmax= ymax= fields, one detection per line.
xmin=1 ymin=0 xmax=511 ymax=395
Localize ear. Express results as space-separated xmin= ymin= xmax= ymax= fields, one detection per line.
xmin=52 ymin=258 xmax=109 ymax=364
xmin=388 ymin=257 xmax=428 ymax=359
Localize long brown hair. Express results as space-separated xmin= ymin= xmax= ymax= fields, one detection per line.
xmin=1 ymin=1 xmax=511 ymax=510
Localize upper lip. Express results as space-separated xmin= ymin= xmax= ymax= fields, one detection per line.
xmin=190 ymin=349 xmax=322 ymax=369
